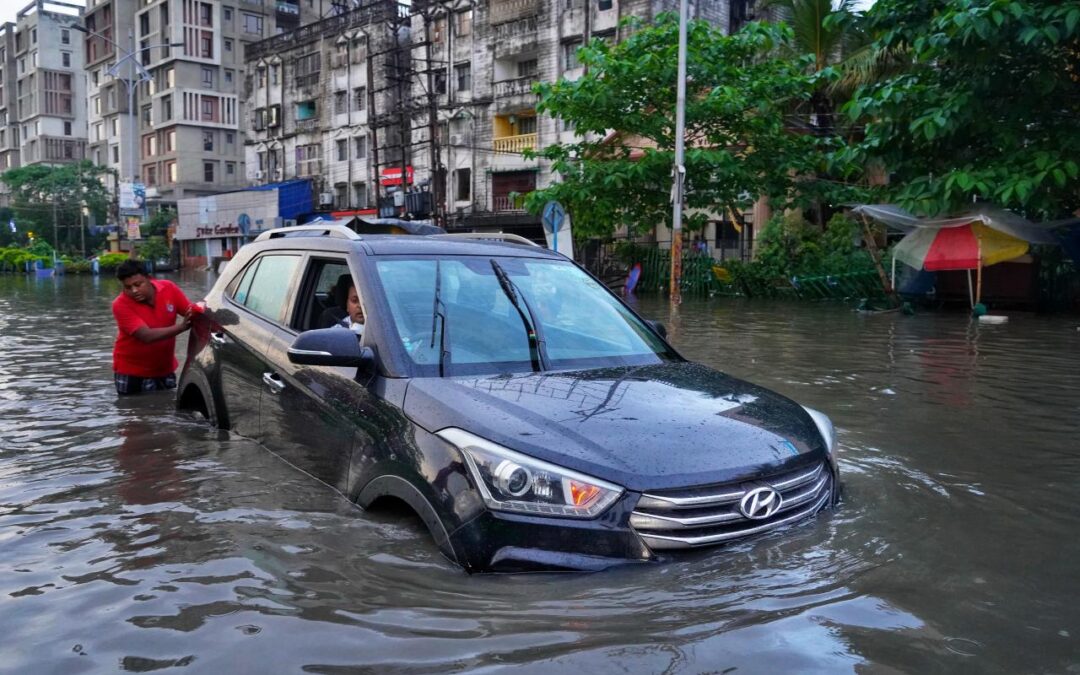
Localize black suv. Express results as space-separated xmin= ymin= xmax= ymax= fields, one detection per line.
xmin=178 ymin=225 xmax=839 ymax=572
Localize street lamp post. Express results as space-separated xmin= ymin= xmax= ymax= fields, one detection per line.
xmin=72 ymin=25 xmax=183 ymax=183
xmin=669 ymin=0 xmax=689 ymax=305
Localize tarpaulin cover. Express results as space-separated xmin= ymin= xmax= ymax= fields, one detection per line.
xmin=852 ymin=204 xmax=1061 ymax=244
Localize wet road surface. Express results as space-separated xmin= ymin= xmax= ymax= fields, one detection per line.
xmin=1 ymin=272 xmax=1078 ymax=672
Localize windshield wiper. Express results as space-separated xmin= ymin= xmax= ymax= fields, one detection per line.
xmin=490 ymin=259 xmax=549 ymax=372
xmin=430 ymin=259 xmax=451 ymax=376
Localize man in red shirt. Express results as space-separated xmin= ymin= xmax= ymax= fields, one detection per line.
xmin=112 ymin=259 xmax=194 ymax=395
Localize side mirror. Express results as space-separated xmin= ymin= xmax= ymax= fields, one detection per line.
xmin=647 ymin=320 xmax=668 ymax=339
xmin=288 ymin=327 xmax=375 ymax=370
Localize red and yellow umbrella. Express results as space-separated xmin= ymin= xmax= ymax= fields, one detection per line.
xmin=893 ymin=222 xmax=1029 ymax=271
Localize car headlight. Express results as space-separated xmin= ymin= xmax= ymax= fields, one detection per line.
xmin=438 ymin=428 xmax=624 ymax=519
xmin=802 ymin=406 xmax=837 ymax=456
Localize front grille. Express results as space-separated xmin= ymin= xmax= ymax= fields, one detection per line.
xmin=630 ymin=462 xmax=833 ymax=550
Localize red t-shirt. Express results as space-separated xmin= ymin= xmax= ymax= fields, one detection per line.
xmin=112 ymin=279 xmax=192 ymax=377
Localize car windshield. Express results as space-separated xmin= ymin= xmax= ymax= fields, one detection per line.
xmin=374 ymin=256 xmax=675 ymax=375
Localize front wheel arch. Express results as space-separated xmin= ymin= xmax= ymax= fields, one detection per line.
xmin=357 ymin=475 xmax=461 ymax=567
xmin=176 ymin=376 xmax=225 ymax=428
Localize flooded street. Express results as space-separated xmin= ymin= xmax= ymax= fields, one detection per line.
xmin=2 ymin=270 xmax=1079 ymax=673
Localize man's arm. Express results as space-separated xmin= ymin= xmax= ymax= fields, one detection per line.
xmin=131 ymin=316 xmax=190 ymax=343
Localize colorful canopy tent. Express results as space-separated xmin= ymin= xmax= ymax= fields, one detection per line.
xmin=851 ymin=204 xmax=1071 ymax=308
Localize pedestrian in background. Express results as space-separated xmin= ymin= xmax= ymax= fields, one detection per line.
xmin=111 ymin=259 xmax=194 ymax=395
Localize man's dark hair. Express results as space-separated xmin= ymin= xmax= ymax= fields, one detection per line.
xmin=115 ymin=258 xmax=147 ymax=281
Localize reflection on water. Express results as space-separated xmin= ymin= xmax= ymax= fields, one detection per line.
xmin=2 ymin=273 xmax=1079 ymax=672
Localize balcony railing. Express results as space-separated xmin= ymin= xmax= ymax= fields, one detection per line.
xmin=494 ymin=75 xmax=539 ymax=98
xmin=489 ymin=0 xmax=538 ymax=25
xmin=295 ymin=118 xmax=320 ymax=132
xmin=493 ymin=132 xmax=536 ymax=154
xmin=493 ymin=195 xmax=527 ymax=212
xmin=492 ymin=14 xmax=538 ymax=40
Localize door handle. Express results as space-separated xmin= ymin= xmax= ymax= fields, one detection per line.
xmin=210 ymin=332 xmax=228 ymax=346
xmin=262 ymin=372 xmax=286 ymax=394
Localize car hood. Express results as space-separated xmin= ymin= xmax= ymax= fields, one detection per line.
xmin=403 ymin=362 xmax=828 ymax=491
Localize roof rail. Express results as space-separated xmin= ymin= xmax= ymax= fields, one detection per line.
xmin=431 ymin=232 xmax=542 ymax=248
xmin=254 ymin=224 xmax=362 ymax=242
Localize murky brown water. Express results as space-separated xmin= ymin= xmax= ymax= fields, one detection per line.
xmin=2 ymin=271 xmax=1079 ymax=673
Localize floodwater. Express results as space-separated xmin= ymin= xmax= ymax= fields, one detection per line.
xmin=1 ymin=271 xmax=1079 ymax=673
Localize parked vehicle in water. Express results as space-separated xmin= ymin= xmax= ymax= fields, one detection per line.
xmin=177 ymin=225 xmax=840 ymax=572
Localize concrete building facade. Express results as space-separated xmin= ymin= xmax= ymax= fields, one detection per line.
xmin=242 ymin=1 xmax=407 ymax=215
xmin=7 ymin=1 xmax=88 ymax=170
xmin=0 ymin=22 xmax=20 ymax=177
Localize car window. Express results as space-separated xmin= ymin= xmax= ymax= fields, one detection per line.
xmin=241 ymin=254 xmax=300 ymax=323
xmin=375 ymin=256 xmax=672 ymax=374
xmin=293 ymin=258 xmax=354 ymax=331
xmin=229 ymin=258 xmax=260 ymax=305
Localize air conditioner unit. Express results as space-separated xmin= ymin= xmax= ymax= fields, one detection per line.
xmin=319 ymin=192 xmax=335 ymax=206
xmin=449 ymin=133 xmax=467 ymax=146
xmin=282 ymin=219 xmax=297 ymax=227
xmin=274 ymin=168 xmax=284 ymax=179
xmin=255 ymin=170 xmax=265 ymax=179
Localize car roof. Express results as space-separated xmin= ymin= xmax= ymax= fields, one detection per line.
xmin=255 ymin=232 xmax=563 ymax=259
xmin=361 ymin=234 xmax=561 ymax=258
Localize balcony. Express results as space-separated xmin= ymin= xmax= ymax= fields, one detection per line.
xmin=493 ymin=194 xmax=526 ymax=212
xmin=492 ymin=14 xmax=538 ymax=41
xmin=295 ymin=118 xmax=320 ymax=133
xmin=494 ymin=75 xmax=539 ymax=98
xmin=493 ymin=132 xmax=536 ymax=154
xmin=489 ymin=0 xmax=538 ymax=25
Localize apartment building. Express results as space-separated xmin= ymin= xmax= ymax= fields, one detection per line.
xmin=82 ymin=0 xmax=299 ymax=205
xmin=406 ymin=0 xmax=736 ymax=234
xmin=5 ymin=1 xmax=88 ymax=170
xmin=0 ymin=23 xmax=19 ymax=178
xmin=242 ymin=0 xmax=406 ymax=212
xmin=83 ymin=0 xmax=137 ymax=197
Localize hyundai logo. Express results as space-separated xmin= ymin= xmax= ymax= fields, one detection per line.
xmin=739 ymin=486 xmax=782 ymax=520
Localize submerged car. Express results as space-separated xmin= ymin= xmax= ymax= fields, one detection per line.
xmin=178 ymin=225 xmax=839 ymax=572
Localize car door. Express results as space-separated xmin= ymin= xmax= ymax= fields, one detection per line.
xmin=216 ymin=253 xmax=302 ymax=441
xmin=259 ymin=257 xmax=369 ymax=493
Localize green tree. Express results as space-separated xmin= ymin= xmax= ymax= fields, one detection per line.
xmin=0 ymin=162 xmax=112 ymax=254
xmin=525 ymin=16 xmax=855 ymax=238
xmin=840 ymin=0 xmax=1080 ymax=218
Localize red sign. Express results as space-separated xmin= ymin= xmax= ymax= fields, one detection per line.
xmin=380 ymin=166 xmax=414 ymax=186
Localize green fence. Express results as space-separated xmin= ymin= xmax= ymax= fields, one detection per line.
xmin=629 ymin=247 xmax=735 ymax=296
xmin=789 ymin=270 xmax=887 ymax=300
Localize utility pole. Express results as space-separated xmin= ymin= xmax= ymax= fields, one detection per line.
xmin=669 ymin=0 xmax=689 ymax=305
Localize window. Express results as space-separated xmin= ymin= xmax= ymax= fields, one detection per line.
xmin=204 ymin=161 xmax=215 ymax=182
xmin=145 ymin=135 xmax=158 ymax=156
xmin=334 ymin=90 xmax=347 ymax=115
xmin=166 ymin=67 xmax=175 ymax=88
xmin=353 ymin=87 xmax=365 ymax=111
xmin=226 ymin=162 xmax=235 ymax=176
xmin=353 ymin=136 xmax=367 ymax=159
xmin=296 ymin=144 xmax=321 ymax=176
xmin=111 ymin=118 xmax=120 ymax=137
xmin=224 ymin=39 xmax=233 ymax=52
xmin=353 ymin=182 xmax=367 ymax=207
xmin=163 ymin=94 xmax=173 ymax=120
xmin=203 ymin=131 xmax=214 ymax=151
xmin=61 ymin=29 xmax=70 ymax=45
xmin=225 ymin=69 xmax=233 ymax=83
xmin=563 ymin=39 xmax=582 ymax=70
xmin=455 ymin=168 xmax=471 ymax=201
xmin=518 ymin=59 xmax=539 ymax=78
xmin=455 ymin=63 xmax=471 ymax=92
xmin=31 ymin=28 xmax=36 ymax=44
xmin=335 ymin=183 xmax=348 ymax=208
xmin=256 ymin=66 xmax=266 ymax=88
xmin=64 ymin=121 xmax=72 ymax=136
xmin=518 ymin=116 xmax=537 ymax=134
xmin=92 ymin=70 xmax=100 ymax=86
xmin=200 ymin=35 xmax=212 ymax=58
xmin=434 ymin=70 xmax=446 ymax=95
xmin=166 ymin=129 xmax=175 ymax=151
xmin=224 ymin=6 xmax=233 ymax=20
xmin=226 ymin=131 xmax=234 ymax=144
xmin=454 ymin=10 xmax=472 ymax=36
xmin=235 ymin=255 xmax=300 ymax=321
xmin=140 ymin=14 xmax=150 ymax=35
xmin=112 ymin=145 xmax=120 ymax=163
xmin=254 ymin=107 xmax=267 ymax=130
xmin=295 ymin=100 xmax=316 ymax=120
xmin=167 ymin=161 xmax=177 ymax=182
xmin=269 ymin=104 xmax=281 ymax=126
xmin=94 ymin=123 xmax=103 ymax=141
xmin=336 ymin=139 xmax=347 ymax=161
xmin=270 ymin=63 xmax=279 ymax=84
xmin=61 ymin=52 xmax=71 ymax=68
xmin=142 ymin=105 xmax=152 ymax=125
xmin=146 ymin=166 xmax=157 ymax=186
xmin=242 ymin=13 xmax=263 ymax=34
xmin=202 ymin=67 xmax=214 ymax=86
